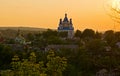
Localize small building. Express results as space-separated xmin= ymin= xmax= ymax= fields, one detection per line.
xmin=15 ymin=29 xmax=26 ymax=44
xmin=15 ymin=29 xmax=31 ymax=45
xmin=58 ymin=13 xmax=74 ymax=38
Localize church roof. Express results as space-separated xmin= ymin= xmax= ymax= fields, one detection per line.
xmin=63 ymin=13 xmax=69 ymax=22
xmin=58 ymin=27 xmax=74 ymax=30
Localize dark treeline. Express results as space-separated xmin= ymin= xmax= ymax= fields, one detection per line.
xmin=1 ymin=29 xmax=120 ymax=76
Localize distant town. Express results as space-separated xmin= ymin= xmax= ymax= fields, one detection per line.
xmin=0 ymin=14 xmax=120 ymax=76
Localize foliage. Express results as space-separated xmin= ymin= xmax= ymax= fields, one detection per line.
xmin=74 ymin=30 xmax=81 ymax=38
xmin=0 ymin=44 xmax=13 ymax=70
xmin=1 ymin=51 xmax=67 ymax=76
xmin=81 ymin=29 xmax=95 ymax=40
xmin=46 ymin=50 xmax=67 ymax=76
xmin=1 ymin=29 xmax=120 ymax=76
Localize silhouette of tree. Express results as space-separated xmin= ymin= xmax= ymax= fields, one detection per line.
xmin=81 ymin=29 xmax=95 ymax=40
xmin=74 ymin=30 xmax=81 ymax=38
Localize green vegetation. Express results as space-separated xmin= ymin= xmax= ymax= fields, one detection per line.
xmin=1 ymin=51 xmax=67 ymax=76
xmin=0 ymin=28 xmax=120 ymax=76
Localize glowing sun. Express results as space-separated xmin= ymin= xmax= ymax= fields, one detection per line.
xmin=104 ymin=0 xmax=120 ymax=23
xmin=111 ymin=0 xmax=120 ymax=10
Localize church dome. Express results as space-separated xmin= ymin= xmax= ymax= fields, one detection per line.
xmin=63 ymin=13 xmax=69 ymax=22
xmin=58 ymin=13 xmax=74 ymax=38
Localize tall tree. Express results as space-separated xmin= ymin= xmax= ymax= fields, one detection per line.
xmin=81 ymin=29 xmax=95 ymax=40
xmin=74 ymin=30 xmax=82 ymax=38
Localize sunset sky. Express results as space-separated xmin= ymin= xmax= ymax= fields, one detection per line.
xmin=0 ymin=0 xmax=120 ymax=31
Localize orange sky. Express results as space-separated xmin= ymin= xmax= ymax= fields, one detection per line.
xmin=0 ymin=0 xmax=119 ymax=31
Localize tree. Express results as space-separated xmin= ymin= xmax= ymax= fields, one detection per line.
xmin=104 ymin=30 xmax=115 ymax=47
xmin=85 ymin=39 xmax=107 ymax=55
xmin=81 ymin=29 xmax=95 ymax=40
xmin=95 ymin=31 xmax=102 ymax=39
xmin=114 ymin=32 xmax=120 ymax=42
xmin=47 ymin=50 xmax=67 ymax=76
xmin=10 ymin=53 xmax=45 ymax=76
xmin=74 ymin=30 xmax=81 ymax=38
xmin=1 ymin=51 xmax=67 ymax=76
xmin=42 ymin=29 xmax=58 ymax=38
xmin=47 ymin=36 xmax=63 ymax=45
xmin=0 ymin=44 xmax=13 ymax=70
xmin=26 ymin=33 xmax=35 ymax=41
xmin=58 ymin=31 xmax=68 ymax=38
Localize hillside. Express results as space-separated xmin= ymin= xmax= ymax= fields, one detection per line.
xmin=0 ymin=27 xmax=46 ymax=31
xmin=0 ymin=27 xmax=47 ymax=38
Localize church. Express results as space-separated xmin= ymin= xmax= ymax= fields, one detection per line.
xmin=58 ymin=13 xmax=74 ymax=38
